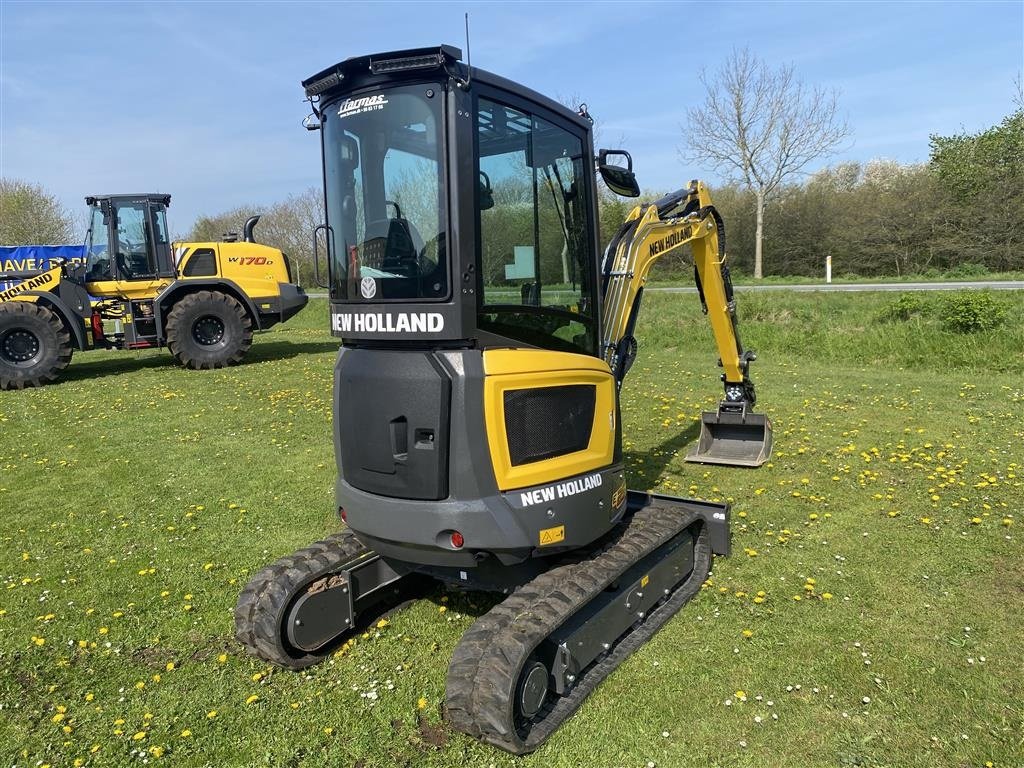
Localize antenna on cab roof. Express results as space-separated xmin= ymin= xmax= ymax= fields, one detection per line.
xmin=461 ymin=12 xmax=473 ymax=91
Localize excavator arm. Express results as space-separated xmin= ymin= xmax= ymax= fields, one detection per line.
xmin=600 ymin=181 xmax=773 ymax=467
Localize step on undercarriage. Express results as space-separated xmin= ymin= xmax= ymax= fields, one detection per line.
xmin=234 ymin=493 xmax=729 ymax=754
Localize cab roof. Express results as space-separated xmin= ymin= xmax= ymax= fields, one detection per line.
xmin=302 ymin=44 xmax=591 ymax=131
xmin=85 ymin=194 xmax=171 ymax=207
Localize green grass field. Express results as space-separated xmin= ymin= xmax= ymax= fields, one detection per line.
xmin=2 ymin=292 xmax=1022 ymax=768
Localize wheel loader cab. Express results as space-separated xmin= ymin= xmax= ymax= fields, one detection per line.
xmin=309 ymin=46 xmax=617 ymax=578
xmin=84 ymin=195 xmax=174 ymax=288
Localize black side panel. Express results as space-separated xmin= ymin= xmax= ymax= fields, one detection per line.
xmin=337 ymin=349 xmax=451 ymax=500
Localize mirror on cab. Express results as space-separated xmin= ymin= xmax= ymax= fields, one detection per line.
xmin=598 ymin=149 xmax=641 ymax=198
xmin=479 ymin=171 xmax=494 ymax=211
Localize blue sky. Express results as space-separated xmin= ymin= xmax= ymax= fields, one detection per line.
xmin=1 ymin=1 xmax=1021 ymax=236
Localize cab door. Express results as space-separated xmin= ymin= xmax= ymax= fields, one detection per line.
xmin=106 ymin=201 xmax=170 ymax=299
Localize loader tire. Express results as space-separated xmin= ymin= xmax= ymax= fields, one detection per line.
xmin=165 ymin=290 xmax=252 ymax=370
xmin=0 ymin=302 xmax=73 ymax=390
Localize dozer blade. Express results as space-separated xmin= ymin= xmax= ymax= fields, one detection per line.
xmin=685 ymin=402 xmax=773 ymax=467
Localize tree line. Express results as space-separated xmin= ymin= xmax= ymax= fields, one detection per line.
xmin=2 ymin=104 xmax=1019 ymax=284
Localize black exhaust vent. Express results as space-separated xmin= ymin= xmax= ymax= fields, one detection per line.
xmin=504 ymin=384 xmax=596 ymax=466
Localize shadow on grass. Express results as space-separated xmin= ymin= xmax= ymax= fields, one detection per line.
xmin=624 ymin=420 xmax=703 ymax=489
xmin=246 ymin=339 xmax=340 ymax=363
xmin=58 ymin=340 xmax=340 ymax=384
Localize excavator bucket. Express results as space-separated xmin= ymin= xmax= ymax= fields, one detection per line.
xmin=686 ymin=403 xmax=773 ymax=468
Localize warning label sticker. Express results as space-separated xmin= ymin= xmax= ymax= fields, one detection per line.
xmin=539 ymin=525 xmax=565 ymax=546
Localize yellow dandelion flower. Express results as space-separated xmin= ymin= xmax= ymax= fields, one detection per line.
xmin=741 ymin=629 xmax=753 ymax=638
xmin=207 ymin=710 xmax=217 ymax=719
xmin=132 ymin=731 xmax=147 ymax=741
xmin=822 ymin=593 xmax=833 ymax=600
xmin=51 ymin=713 xmax=65 ymax=723
xmin=217 ymin=653 xmax=227 ymax=663
xmin=376 ymin=618 xmax=390 ymax=629
xmin=417 ymin=697 xmax=428 ymax=710
xmin=149 ymin=745 xmax=165 ymax=758
xmin=970 ymin=517 xmax=982 ymax=525
xmin=180 ymin=729 xmax=192 ymax=738
xmin=165 ymin=662 xmax=175 ymax=672
xmin=245 ymin=694 xmax=260 ymax=705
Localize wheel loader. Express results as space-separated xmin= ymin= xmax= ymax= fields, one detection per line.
xmin=236 ymin=46 xmax=773 ymax=754
xmin=0 ymin=193 xmax=308 ymax=389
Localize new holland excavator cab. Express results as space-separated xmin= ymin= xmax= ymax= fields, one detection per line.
xmin=236 ymin=45 xmax=773 ymax=754
xmin=0 ymin=193 xmax=307 ymax=389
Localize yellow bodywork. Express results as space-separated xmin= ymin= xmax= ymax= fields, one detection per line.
xmin=0 ymin=266 xmax=63 ymax=304
xmin=482 ymin=349 xmax=617 ymax=491
xmin=86 ymin=240 xmax=291 ymax=303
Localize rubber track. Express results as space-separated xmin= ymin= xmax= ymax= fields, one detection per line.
xmin=233 ymin=529 xmax=369 ymax=669
xmin=444 ymin=503 xmax=711 ymax=754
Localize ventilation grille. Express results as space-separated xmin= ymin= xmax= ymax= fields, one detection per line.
xmin=504 ymin=384 xmax=596 ymax=466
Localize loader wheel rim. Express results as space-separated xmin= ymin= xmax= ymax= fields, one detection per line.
xmin=192 ymin=315 xmax=226 ymax=346
xmin=517 ymin=661 xmax=549 ymax=720
xmin=0 ymin=328 xmax=41 ymax=365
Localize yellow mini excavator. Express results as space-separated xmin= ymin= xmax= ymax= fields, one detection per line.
xmin=0 ymin=194 xmax=307 ymax=389
xmin=236 ymin=46 xmax=773 ymax=754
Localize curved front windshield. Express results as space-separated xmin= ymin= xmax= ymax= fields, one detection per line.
xmin=323 ymin=85 xmax=448 ymax=301
xmin=85 ymin=205 xmax=111 ymax=282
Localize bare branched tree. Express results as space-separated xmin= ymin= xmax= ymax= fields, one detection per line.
xmin=684 ymin=48 xmax=850 ymax=277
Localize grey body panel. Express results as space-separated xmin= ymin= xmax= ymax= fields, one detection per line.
xmin=333 ymin=346 xmax=625 ymax=572
xmin=253 ymin=282 xmax=308 ymax=328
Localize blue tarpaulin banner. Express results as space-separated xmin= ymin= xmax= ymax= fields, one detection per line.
xmin=0 ymin=245 xmax=87 ymax=291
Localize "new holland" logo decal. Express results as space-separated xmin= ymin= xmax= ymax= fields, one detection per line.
xmin=648 ymin=225 xmax=693 ymax=258
xmin=0 ymin=270 xmax=55 ymax=302
xmin=520 ymin=473 xmax=603 ymax=507
xmin=331 ymin=312 xmax=444 ymax=334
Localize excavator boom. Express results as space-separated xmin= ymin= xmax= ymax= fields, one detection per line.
xmin=599 ymin=181 xmax=773 ymax=466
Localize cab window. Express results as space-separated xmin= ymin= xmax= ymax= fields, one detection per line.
xmin=114 ymin=203 xmax=157 ymax=279
xmin=476 ymin=97 xmax=595 ymax=354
